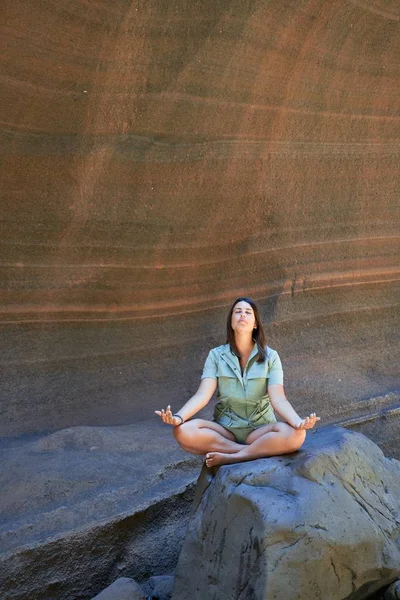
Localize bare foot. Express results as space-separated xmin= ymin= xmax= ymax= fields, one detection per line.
xmin=205 ymin=451 xmax=246 ymax=467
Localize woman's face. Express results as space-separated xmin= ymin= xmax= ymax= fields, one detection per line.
xmin=231 ymin=301 xmax=257 ymax=334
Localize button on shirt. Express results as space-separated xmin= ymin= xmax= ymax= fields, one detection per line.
xmin=201 ymin=343 xmax=283 ymax=424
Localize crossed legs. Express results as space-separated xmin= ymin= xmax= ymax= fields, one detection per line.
xmin=173 ymin=419 xmax=306 ymax=467
xmin=173 ymin=419 xmax=243 ymax=455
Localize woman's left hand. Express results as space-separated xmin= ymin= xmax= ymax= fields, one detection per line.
xmin=294 ymin=413 xmax=320 ymax=430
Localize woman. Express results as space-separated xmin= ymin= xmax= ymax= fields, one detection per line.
xmin=155 ymin=297 xmax=320 ymax=467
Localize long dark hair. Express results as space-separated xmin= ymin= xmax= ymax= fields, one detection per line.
xmin=226 ymin=297 xmax=267 ymax=363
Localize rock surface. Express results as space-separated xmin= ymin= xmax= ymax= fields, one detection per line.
xmin=1 ymin=0 xmax=399 ymax=438
xmin=0 ymin=423 xmax=202 ymax=600
xmin=172 ymin=426 xmax=400 ymax=600
xmin=92 ymin=577 xmax=145 ymax=600
xmin=1 ymin=1 xmax=399 ymax=597
xmin=384 ymin=580 xmax=400 ymax=600
xmin=145 ymin=575 xmax=175 ymax=600
xmin=2 ymin=417 xmax=399 ymax=600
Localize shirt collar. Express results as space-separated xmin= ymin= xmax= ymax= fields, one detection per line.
xmin=223 ymin=342 xmax=259 ymax=362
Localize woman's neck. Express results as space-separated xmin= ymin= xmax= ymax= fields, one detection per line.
xmin=234 ymin=334 xmax=254 ymax=357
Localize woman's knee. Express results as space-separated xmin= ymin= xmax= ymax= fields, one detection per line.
xmin=173 ymin=421 xmax=195 ymax=444
xmin=289 ymin=427 xmax=306 ymax=450
xmin=277 ymin=422 xmax=305 ymax=450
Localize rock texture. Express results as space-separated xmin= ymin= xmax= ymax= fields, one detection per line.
xmin=1 ymin=0 xmax=399 ymax=438
xmin=2 ymin=419 xmax=400 ymax=600
xmin=1 ymin=3 xmax=400 ymax=598
xmin=144 ymin=576 xmax=175 ymax=600
xmin=0 ymin=423 xmax=202 ymax=600
xmin=172 ymin=426 xmax=400 ymax=600
xmin=92 ymin=577 xmax=145 ymax=600
xmin=384 ymin=580 xmax=400 ymax=600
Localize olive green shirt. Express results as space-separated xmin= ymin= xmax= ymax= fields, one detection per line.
xmin=201 ymin=343 xmax=283 ymax=428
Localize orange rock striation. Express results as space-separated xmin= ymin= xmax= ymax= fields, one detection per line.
xmin=0 ymin=0 xmax=399 ymax=437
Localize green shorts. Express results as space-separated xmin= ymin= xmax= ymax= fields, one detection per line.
xmin=214 ymin=403 xmax=277 ymax=444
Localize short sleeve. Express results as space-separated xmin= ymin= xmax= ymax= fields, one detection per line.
xmin=201 ymin=349 xmax=218 ymax=379
xmin=267 ymin=351 xmax=284 ymax=386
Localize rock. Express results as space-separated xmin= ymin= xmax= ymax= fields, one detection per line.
xmin=0 ymin=423 xmax=201 ymax=600
xmin=92 ymin=577 xmax=145 ymax=600
xmin=383 ymin=580 xmax=400 ymax=600
xmin=172 ymin=426 xmax=400 ymax=600
xmin=146 ymin=575 xmax=175 ymax=600
xmin=1 ymin=0 xmax=399 ymax=448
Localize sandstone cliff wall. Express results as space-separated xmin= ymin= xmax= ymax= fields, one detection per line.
xmin=1 ymin=0 xmax=399 ymax=437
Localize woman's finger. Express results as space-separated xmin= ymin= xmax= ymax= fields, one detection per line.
xmin=310 ymin=413 xmax=320 ymax=420
xmin=155 ymin=410 xmax=165 ymax=421
xmin=155 ymin=408 xmax=178 ymax=426
xmin=305 ymin=414 xmax=321 ymax=429
xmin=295 ymin=413 xmax=321 ymax=430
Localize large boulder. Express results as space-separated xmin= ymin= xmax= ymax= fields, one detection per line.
xmin=0 ymin=422 xmax=201 ymax=600
xmin=172 ymin=426 xmax=400 ymax=600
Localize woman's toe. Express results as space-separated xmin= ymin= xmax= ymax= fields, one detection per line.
xmin=205 ymin=453 xmax=214 ymax=467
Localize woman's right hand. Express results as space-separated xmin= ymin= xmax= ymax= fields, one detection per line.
xmin=154 ymin=405 xmax=183 ymax=426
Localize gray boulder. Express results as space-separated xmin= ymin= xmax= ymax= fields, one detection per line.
xmin=146 ymin=575 xmax=175 ymax=599
xmin=92 ymin=577 xmax=145 ymax=599
xmin=384 ymin=579 xmax=400 ymax=600
xmin=0 ymin=422 xmax=201 ymax=600
xmin=172 ymin=426 xmax=400 ymax=600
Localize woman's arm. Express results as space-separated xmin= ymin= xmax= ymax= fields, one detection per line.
xmin=155 ymin=377 xmax=217 ymax=426
xmin=268 ymin=384 xmax=320 ymax=429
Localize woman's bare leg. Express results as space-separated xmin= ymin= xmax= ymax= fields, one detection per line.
xmin=174 ymin=419 xmax=244 ymax=455
xmin=205 ymin=422 xmax=306 ymax=467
